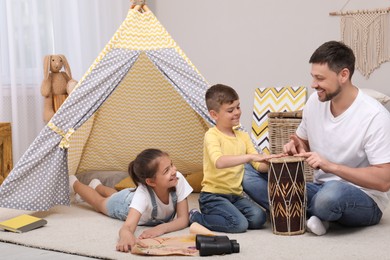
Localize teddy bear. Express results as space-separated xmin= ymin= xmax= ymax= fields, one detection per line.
xmin=40 ymin=54 xmax=78 ymax=123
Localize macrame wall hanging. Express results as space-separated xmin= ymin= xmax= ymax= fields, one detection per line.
xmin=330 ymin=6 xmax=390 ymax=78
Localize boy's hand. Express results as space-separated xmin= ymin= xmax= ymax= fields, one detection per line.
xmin=251 ymin=153 xmax=284 ymax=162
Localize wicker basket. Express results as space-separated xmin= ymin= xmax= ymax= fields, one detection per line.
xmin=268 ymin=111 xmax=313 ymax=182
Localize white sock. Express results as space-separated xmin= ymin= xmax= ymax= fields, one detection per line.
xmin=307 ymin=216 xmax=329 ymax=236
xmin=72 ymin=179 xmax=102 ymax=204
xmin=69 ymin=175 xmax=78 ymax=194
xmin=89 ymin=179 xmax=102 ymax=189
xmin=74 ymin=193 xmax=84 ymax=203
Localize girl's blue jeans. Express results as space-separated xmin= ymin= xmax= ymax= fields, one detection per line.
xmin=192 ymin=191 xmax=266 ymax=233
xmin=242 ymin=164 xmax=383 ymax=227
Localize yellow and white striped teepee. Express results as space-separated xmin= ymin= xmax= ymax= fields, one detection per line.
xmin=0 ymin=5 xmax=212 ymax=210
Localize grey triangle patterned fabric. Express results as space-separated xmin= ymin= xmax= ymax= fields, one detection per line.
xmin=0 ymin=49 xmax=140 ymax=210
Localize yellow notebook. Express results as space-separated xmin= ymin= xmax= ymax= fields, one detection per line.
xmin=0 ymin=214 xmax=47 ymax=233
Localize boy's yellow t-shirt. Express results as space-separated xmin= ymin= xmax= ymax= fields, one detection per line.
xmin=202 ymin=127 xmax=260 ymax=195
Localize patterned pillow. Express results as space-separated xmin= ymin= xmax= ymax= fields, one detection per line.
xmin=115 ymin=177 xmax=136 ymax=190
xmin=361 ymin=88 xmax=390 ymax=105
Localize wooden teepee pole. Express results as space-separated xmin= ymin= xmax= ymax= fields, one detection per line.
xmin=329 ymin=7 xmax=390 ymax=16
xmin=131 ymin=0 xmax=149 ymax=12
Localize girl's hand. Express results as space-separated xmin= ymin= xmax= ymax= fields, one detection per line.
xmin=139 ymin=225 xmax=165 ymax=239
xmin=138 ymin=198 xmax=190 ymax=239
xmin=117 ymin=208 xmax=144 ymax=252
xmin=116 ymin=226 xmax=146 ymax=252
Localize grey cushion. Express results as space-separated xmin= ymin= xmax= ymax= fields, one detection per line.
xmin=76 ymin=171 xmax=128 ymax=188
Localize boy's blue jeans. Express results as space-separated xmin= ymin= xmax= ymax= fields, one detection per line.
xmin=242 ymin=164 xmax=269 ymax=210
xmin=242 ymin=164 xmax=383 ymax=227
xmin=192 ymin=192 xmax=266 ymax=233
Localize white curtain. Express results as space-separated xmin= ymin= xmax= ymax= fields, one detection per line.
xmin=0 ymin=0 xmax=129 ymax=162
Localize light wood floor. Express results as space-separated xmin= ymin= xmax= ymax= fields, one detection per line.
xmin=0 ymin=242 xmax=95 ymax=259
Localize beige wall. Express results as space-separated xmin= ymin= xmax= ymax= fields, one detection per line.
xmin=151 ymin=0 xmax=390 ymax=130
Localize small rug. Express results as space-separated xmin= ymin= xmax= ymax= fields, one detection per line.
xmin=1 ymin=193 xmax=390 ymax=260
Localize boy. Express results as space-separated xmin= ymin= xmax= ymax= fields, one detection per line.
xmin=189 ymin=84 xmax=278 ymax=233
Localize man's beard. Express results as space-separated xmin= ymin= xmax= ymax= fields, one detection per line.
xmin=319 ymin=85 xmax=342 ymax=102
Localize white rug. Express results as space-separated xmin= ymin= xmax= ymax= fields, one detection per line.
xmin=1 ymin=193 xmax=390 ymax=260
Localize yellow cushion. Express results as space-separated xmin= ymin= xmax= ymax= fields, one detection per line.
xmin=184 ymin=171 xmax=203 ymax=193
xmin=114 ymin=172 xmax=203 ymax=192
xmin=115 ymin=176 xmax=136 ymax=190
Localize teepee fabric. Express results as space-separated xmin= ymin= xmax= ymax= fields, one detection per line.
xmin=0 ymin=8 xmax=212 ymax=211
xmin=251 ymin=86 xmax=307 ymax=154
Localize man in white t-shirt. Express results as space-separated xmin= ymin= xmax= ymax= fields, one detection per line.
xmin=284 ymin=41 xmax=390 ymax=235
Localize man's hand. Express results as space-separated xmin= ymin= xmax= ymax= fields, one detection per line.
xmin=297 ymin=151 xmax=334 ymax=172
xmin=283 ymin=135 xmax=307 ymax=155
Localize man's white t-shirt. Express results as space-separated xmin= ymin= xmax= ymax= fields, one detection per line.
xmin=130 ymin=171 xmax=193 ymax=225
xmin=296 ymin=89 xmax=390 ymax=212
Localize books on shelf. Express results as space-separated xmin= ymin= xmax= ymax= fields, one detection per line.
xmin=0 ymin=214 xmax=47 ymax=233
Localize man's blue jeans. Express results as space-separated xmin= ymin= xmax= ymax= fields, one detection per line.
xmin=243 ymin=163 xmax=383 ymax=227
xmin=191 ymin=192 xmax=266 ymax=233
xmin=307 ymin=180 xmax=382 ymax=226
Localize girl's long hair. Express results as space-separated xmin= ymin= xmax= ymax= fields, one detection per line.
xmin=128 ymin=148 xmax=168 ymax=186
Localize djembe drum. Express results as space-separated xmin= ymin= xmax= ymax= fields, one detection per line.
xmin=268 ymin=156 xmax=307 ymax=235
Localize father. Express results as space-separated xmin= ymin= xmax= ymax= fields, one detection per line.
xmin=283 ymin=41 xmax=390 ymax=235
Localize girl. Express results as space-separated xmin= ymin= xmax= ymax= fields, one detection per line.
xmin=69 ymin=148 xmax=193 ymax=252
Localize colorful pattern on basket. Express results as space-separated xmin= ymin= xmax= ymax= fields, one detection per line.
xmin=251 ymin=86 xmax=307 ymax=154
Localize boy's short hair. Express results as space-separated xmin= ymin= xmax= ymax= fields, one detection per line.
xmin=205 ymin=84 xmax=239 ymax=112
xmin=309 ymin=41 xmax=355 ymax=79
